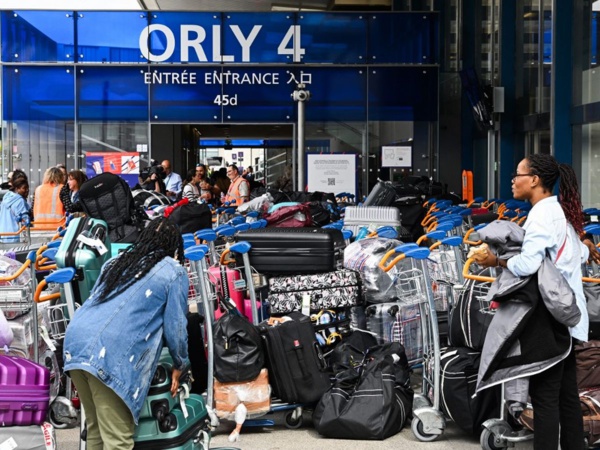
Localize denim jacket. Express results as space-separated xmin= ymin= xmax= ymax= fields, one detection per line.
xmin=63 ymin=256 xmax=189 ymax=423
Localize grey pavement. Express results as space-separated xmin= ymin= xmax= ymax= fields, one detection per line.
xmin=54 ymin=411 xmax=535 ymax=450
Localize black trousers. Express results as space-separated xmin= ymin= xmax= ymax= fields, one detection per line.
xmin=529 ymin=344 xmax=583 ymax=450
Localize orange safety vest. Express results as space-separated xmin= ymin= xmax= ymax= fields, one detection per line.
xmin=224 ymin=176 xmax=249 ymax=205
xmin=33 ymin=184 xmax=66 ymax=230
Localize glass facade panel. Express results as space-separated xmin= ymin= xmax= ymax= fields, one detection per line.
xmin=78 ymin=11 xmax=148 ymax=63
xmin=78 ymin=67 xmax=149 ymax=121
xmin=1 ymin=11 xmax=75 ymax=63
xmin=368 ymin=13 xmax=438 ymax=64
xmin=2 ymin=66 xmax=75 ymax=120
xmin=580 ymin=122 xmax=600 ymax=207
xmin=578 ymin=4 xmax=600 ymax=105
xmin=521 ymin=1 xmax=540 ymax=114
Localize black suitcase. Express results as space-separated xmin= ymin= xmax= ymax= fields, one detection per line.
xmin=258 ymin=312 xmax=331 ymax=404
xmin=363 ymin=180 xmax=397 ymax=207
xmin=439 ymin=347 xmax=500 ymax=435
xmin=236 ymin=228 xmax=345 ymax=275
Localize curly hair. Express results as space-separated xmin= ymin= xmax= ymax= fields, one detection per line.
xmin=67 ymin=170 xmax=87 ymax=190
xmin=94 ymin=217 xmax=184 ymax=302
xmin=526 ymin=154 xmax=584 ymax=235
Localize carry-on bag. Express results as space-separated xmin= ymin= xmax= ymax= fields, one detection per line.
xmin=236 ymin=227 xmax=345 ymax=275
xmin=0 ymin=422 xmax=56 ymax=449
xmin=365 ymin=302 xmax=422 ymax=364
xmin=363 ymin=180 xmax=397 ymax=207
xmin=55 ymin=216 xmax=111 ymax=304
xmin=213 ymin=309 xmax=264 ymax=383
xmin=0 ymin=354 xmax=51 ymax=426
xmin=312 ymin=342 xmax=413 ymax=440
xmin=439 ymin=347 xmax=500 ymax=435
xmin=258 ymin=312 xmax=330 ymax=404
xmin=133 ymin=394 xmax=211 ymax=450
xmin=575 ymin=340 xmax=600 ymax=389
xmin=167 ymin=202 xmax=212 ymax=235
xmin=448 ymin=272 xmax=494 ymax=351
xmin=139 ymin=348 xmax=191 ymax=422
xmin=343 ymin=205 xmax=402 ymax=236
xmin=267 ymin=269 xmax=362 ymax=314
xmin=79 ymin=172 xmax=147 ymax=243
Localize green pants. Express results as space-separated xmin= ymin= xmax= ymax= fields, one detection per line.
xmin=70 ymin=369 xmax=135 ymax=450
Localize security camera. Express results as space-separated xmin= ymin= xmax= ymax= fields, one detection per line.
xmin=292 ymin=89 xmax=310 ymax=102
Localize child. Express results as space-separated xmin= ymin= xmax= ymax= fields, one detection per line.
xmin=0 ymin=178 xmax=30 ymax=243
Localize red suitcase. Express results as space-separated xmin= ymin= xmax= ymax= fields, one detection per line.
xmin=0 ymin=354 xmax=51 ymax=426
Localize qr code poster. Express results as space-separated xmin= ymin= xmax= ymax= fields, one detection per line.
xmin=381 ymin=145 xmax=412 ymax=168
xmin=307 ymin=154 xmax=356 ymax=197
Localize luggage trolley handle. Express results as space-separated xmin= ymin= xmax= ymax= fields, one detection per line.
xmin=223 ymin=241 xmax=260 ymax=325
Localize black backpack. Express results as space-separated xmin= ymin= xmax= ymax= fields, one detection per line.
xmin=79 ymin=173 xmax=147 ymax=243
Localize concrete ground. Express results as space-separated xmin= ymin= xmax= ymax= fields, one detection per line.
xmin=54 ymin=410 xmax=536 ymax=450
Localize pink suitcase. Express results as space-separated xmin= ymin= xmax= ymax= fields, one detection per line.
xmin=0 ymin=355 xmax=50 ymax=426
xmin=208 ymin=266 xmax=245 ymax=315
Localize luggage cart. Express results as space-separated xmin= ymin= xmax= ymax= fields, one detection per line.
xmin=458 ymin=257 xmax=533 ymax=450
xmin=0 ymin=222 xmax=31 ymax=251
xmin=377 ymin=244 xmax=446 ymax=441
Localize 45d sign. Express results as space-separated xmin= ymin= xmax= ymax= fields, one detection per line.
xmin=139 ymin=24 xmax=305 ymax=63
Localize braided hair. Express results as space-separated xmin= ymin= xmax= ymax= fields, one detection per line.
xmin=94 ymin=217 xmax=184 ymax=302
xmin=526 ymin=154 xmax=584 ymax=236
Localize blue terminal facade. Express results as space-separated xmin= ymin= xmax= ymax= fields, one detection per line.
xmin=0 ymin=10 xmax=439 ymax=195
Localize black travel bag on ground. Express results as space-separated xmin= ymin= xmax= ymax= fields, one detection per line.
xmin=313 ymin=342 xmax=413 ymax=440
xmin=236 ymin=228 xmax=345 ymax=275
xmin=167 ymin=202 xmax=212 ymax=234
xmin=258 ymin=312 xmax=331 ymax=404
xmin=79 ymin=173 xmax=147 ymax=243
xmin=439 ymin=346 xmax=500 ymax=435
xmin=363 ymin=180 xmax=397 ymax=207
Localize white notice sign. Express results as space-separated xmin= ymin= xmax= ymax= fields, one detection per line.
xmin=381 ymin=145 xmax=412 ymax=168
xmin=307 ymin=154 xmax=356 ymax=197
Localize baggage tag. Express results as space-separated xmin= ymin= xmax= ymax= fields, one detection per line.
xmin=40 ymin=325 xmax=57 ymax=352
xmin=302 ymin=294 xmax=311 ymax=316
xmin=179 ymin=383 xmax=190 ymax=418
xmin=0 ymin=437 xmax=18 ymax=450
xmin=76 ymin=234 xmax=108 ymax=256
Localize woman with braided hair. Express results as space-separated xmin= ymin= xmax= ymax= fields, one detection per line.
xmin=63 ymin=217 xmax=189 ymax=450
xmin=480 ymin=154 xmax=596 ymax=450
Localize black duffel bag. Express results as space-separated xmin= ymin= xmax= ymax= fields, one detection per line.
xmin=313 ymin=342 xmax=413 ymax=440
xmin=167 ymin=202 xmax=212 ymax=234
xmin=213 ymin=310 xmax=264 ymax=383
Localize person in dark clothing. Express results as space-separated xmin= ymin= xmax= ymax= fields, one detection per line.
xmin=59 ymin=169 xmax=88 ymax=214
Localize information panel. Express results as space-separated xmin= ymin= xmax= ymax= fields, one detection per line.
xmin=307 ymin=154 xmax=356 ymax=197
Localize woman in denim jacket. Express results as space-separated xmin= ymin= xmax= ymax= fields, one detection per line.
xmin=64 ymin=217 xmax=189 ymax=450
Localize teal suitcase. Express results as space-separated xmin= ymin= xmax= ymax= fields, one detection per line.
xmin=139 ymin=348 xmax=192 ymax=422
xmin=133 ymin=394 xmax=211 ymax=450
xmin=54 ymin=216 xmax=111 ymax=304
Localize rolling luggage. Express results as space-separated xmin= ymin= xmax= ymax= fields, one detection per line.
xmin=258 ymin=312 xmax=330 ymax=404
xmin=365 ymin=302 xmax=422 ymax=364
xmin=139 ymin=348 xmax=191 ymax=422
xmin=133 ymin=394 xmax=211 ymax=450
xmin=267 ymin=269 xmax=362 ymax=314
xmin=236 ymin=228 xmax=345 ymax=275
xmin=363 ymin=180 xmax=397 ymax=207
xmin=0 ymin=355 xmax=51 ymax=426
xmin=0 ymin=422 xmax=56 ymax=449
xmin=343 ymin=205 xmax=402 ymax=236
xmin=439 ymin=347 xmax=500 ymax=435
xmin=55 ymin=216 xmax=111 ymax=304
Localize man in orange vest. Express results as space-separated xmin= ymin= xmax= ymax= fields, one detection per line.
xmin=224 ymin=164 xmax=250 ymax=205
xmin=33 ymin=166 xmax=66 ymax=230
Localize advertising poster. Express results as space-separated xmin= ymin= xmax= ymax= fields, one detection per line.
xmin=307 ymin=154 xmax=356 ymax=197
xmin=381 ymin=145 xmax=412 ymax=168
xmin=85 ymin=152 xmax=140 ymax=188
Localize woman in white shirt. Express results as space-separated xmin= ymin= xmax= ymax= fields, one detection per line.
xmin=481 ymin=154 xmax=599 ymax=450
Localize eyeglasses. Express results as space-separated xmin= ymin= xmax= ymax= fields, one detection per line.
xmin=511 ymin=172 xmax=536 ymax=181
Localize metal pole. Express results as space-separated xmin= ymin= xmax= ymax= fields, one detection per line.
xmin=297 ymin=99 xmax=305 ymax=191
xmin=487 ymin=129 xmax=496 ymax=199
